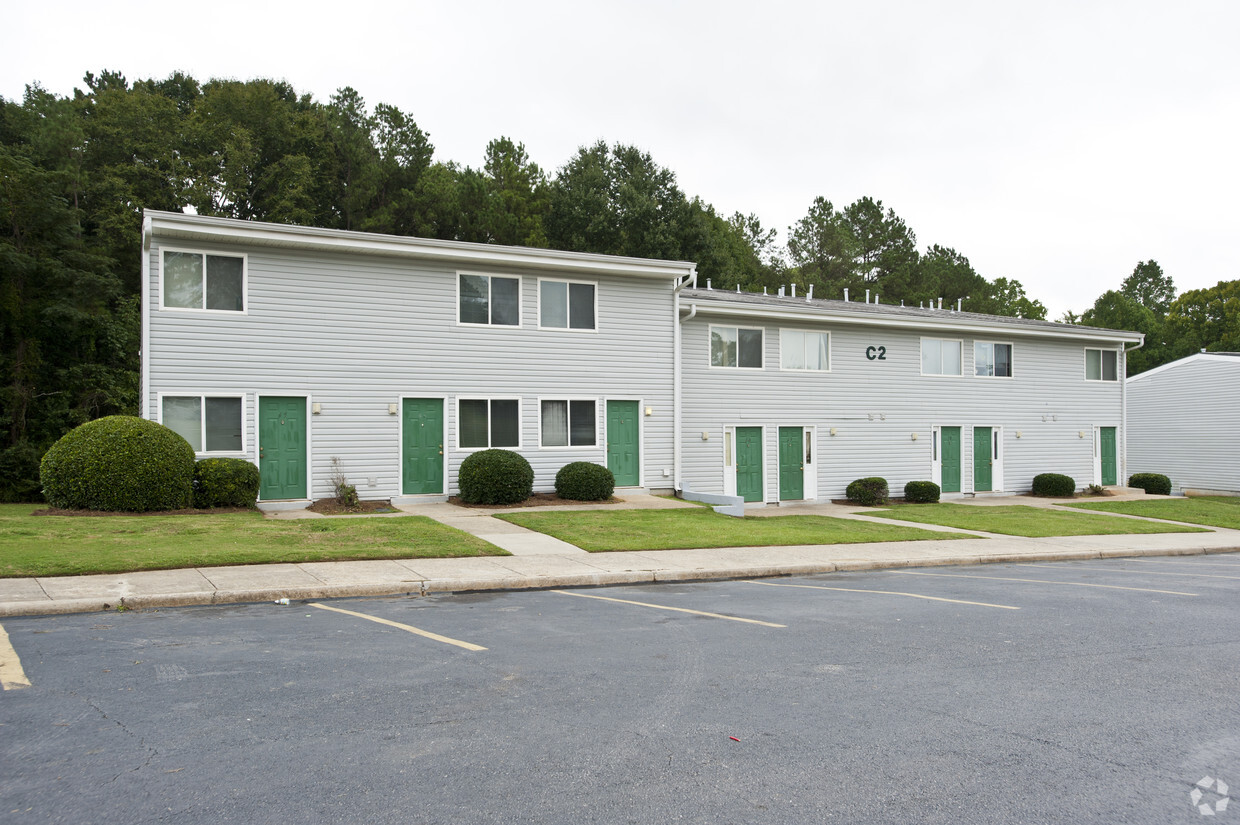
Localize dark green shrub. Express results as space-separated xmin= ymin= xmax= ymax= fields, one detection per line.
xmin=39 ymin=416 xmax=195 ymax=511
xmin=903 ymin=480 xmax=940 ymax=503
xmin=555 ymin=462 xmax=615 ymax=501
xmin=194 ymin=458 xmax=261 ymax=508
xmin=458 ymin=449 xmax=534 ymax=505
xmin=0 ymin=441 xmax=45 ymax=502
xmin=1032 ymin=473 xmax=1076 ymax=497
xmin=1129 ymin=473 xmax=1172 ymax=495
xmin=846 ymin=477 xmax=889 ymax=506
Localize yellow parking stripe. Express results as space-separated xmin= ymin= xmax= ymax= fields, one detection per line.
xmin=894 ymin=570 xmax=1196 ymax=596
xmin=552 ymin=590 xmax=786 ymax=627
xmin=1026 ymin=563 xmax=1240 ymax=581
xmin=743 ymin=580 xmax=1020 ymax=609
xmin=0 ymin=623 xmax=31 ymax=690
xmin=310 ymin=603 xmax=487 ymax=651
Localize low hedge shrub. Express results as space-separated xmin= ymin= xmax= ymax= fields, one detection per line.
xmin=903 ymin=480 xmax=940 ymax=503
xmin=1129 ymin=472 xmax=1172 ymax=495
xmin=458 ymin=449 xmax=534 ymax=505
xmin=846 ymin=477 xmax=889 ymax=506
xmin=1032 ymin=473 xmax=1076 ymax=497
xmin=194 ymin=458 xmax=261 ymax=508
xmin=555 ymin=462 xmax=615 ymax=501
xmin=39 ymin=416 xmax=196 ymax=511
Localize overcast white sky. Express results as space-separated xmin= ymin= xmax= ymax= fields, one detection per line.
xmin=6 ymin=0 xmax=1238 ymax=318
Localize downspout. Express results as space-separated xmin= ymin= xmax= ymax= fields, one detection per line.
xmin=673 ymin=273 xmax=696 ymax=494
xmin=140 ymin=215 xmax=152 ymax=420
xmin=1120 ymin=336 xmax=1144 ymax=487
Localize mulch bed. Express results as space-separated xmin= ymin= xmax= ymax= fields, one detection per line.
xmin=448 ymin=493 xmax=622 ymax=509
xmin=306 ymin=498 xmax=398 ymax=515
xmin=33 ymin=506 xmax=256 ymax=517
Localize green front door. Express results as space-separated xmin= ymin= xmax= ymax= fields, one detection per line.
xmin=736 ymin=426 xmax=763 ymax=503
xmin=940 ymin=426 xmax=961 ymax=493
xmin=259 ymin=396 xmax=307 ymax=500
xmin=606 ymin=401 xmax=640 ymax=487
xmin=1100 ymin=426 xmax=1117 ymax=486
xmin=402 ymin=398 xmax=443 ymax=495
xmin=973 ymin=426 xmax=993 ymax=492
xmin=778 ymin=427 xmax=804 ymax=501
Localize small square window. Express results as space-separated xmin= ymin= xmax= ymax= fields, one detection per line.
xmin=540 ymin=280 xmax=596 ymax=330
xmin=710 ymin=326 xmax=763 ymax=369
xmin=975 ymin=342 xmax=1013 ymax=377
xmin=459 ymin=399 xmax=520 ymax=448
xmin=459 ymin=274 xmax=520 ymax=326
xmin=1085 ymin=348 xmax=1118 ymax=381
xmin=163 ymin=251 xmax=245 ymax=311
xmin=541 ymin=400 xmax=597 ymax=447
xmin=162 ymin=395 xmax=244 ymax=452
xmin=922 ymin=338 xmax=962 ymax=375
xmin=781 ymin=330 xmax=830 ymax=371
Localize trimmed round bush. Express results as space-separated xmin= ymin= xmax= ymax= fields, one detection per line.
xmin=458 ymin=449 xmax=534 ymax=505
xmin=39 ymin=416 xmax=195 ymax=511
xmin=846 ymin=477 xmax=889 ymax=506
xmin=903 ymin=480 xmax=940 ymax=504
xmin=555 ymin=462 xmax=615 ymax=501
xmin=1032 ymin=472 xmax=1076 ymax=497
xmin=1129 ymin=472 xmax=1172 ymax=496
xmin=194 ymin=458 xmax=261 ymax=508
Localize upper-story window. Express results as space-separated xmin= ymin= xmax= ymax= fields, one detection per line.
xmin=161 ymin=394 xmax=244 ymax=453
xmin=975 ymin=342 xmax=1013 ymax=377
xmin=539 ymin=279 xmax=596 ymax=330
xmin=459 ymin=273 xmax=520 ymax=326
xmin=781 ymin=329 xmax=830 ymax=371
xmin=1085 ymin=348 xmax=1118 ymax=381
xmin=711 ymin=325 xmax=763 ymax=369
xmin=921 ymin=337 xmax=962 ymax=375
xmin=162 ymin=250 xmax=245 ymax=311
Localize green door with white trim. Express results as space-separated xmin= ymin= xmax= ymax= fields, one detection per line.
xmin=973 ymin=427 xmax=993 ymax=493
xmin=940 ymin=426 xmax=961 ymax=493
xmin=736 ymin=426 xmax=763 ymax=503
xmin=402 ymin=398 xmax=443 ymax=495
xmin=606 ymin=401 xmax=640 ymax=487
xmin=1100 ymin=426 xmax=1117 ymax=486
xmin=778 ymin=427 xmax=804 ymax=501
xmin=259 ymin=397 xmax=307 ymax=500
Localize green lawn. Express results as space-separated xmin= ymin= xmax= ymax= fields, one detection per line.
xmin=0 ymin=504 xmax=506 ymax=578
xmin=497 ymin=508 xmax=974 ymax=552
xmin=862 ymin=503 xmax=1212 ymax=537
xmin=1065 ymin=496 xmax=1240 ymax=530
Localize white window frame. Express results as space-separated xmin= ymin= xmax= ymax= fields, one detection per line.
xmin=709 ymin=325 xmax=765 ymax=370
xmin=1084 ymin=347 xmax=1119 ymax=382
xmin=779 ymin=329 xmax=832 ymax=372
xmin=455 ymin=397 xmax=522 ymax=451
xmin=920 ymin=337 xmax=964 ymax=377
xmin=973 ymin=341 xmax=1014 ymax=379
xmin=456 ymin=272 xmax=523 ymax=327
xmin=537 ymin=278 xmax=598 ymax=332
xmin=159 ymin=248 xmax=248 ymax=314
xmin=538 ymin=397 xmax=600 ymax=449
xmin=156 ymin=392 xmax=248 ymax=455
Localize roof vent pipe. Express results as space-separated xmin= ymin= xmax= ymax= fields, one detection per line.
xmin=707 ymin=279 xmax=712 ymax=290
xmin=736 ymin=284 xmax=741 ymax=292
xmin=778 ymin=286 xmax=785 ymax=297
xmin=806 ymin=284 xmax=813 ymax=301
xmin=875 ymin=293 xmax=880 ymax=305
xmin=763 ymin=287 xmax=768 ymax=295
xmin=938 ymin=297 xmax=943 ymax=310
xmin=865 ymin=289 xmax=870 ymax=304
xmin=791 ymin=283 xmax=797 ymax=297
xmin=844 ymin=288 xmax=849 ymax=302
xmin=957 ymin=298 xmax=962 ymax=311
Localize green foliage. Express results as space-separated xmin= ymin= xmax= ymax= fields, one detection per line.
xmin=457 ymin=449 xmax=534 ymax=505
xmin=846 ymin=477 xmax=890 ymax=506
xmin=1129 ymin=473 xmax=1172 ymax=496
xmin=1082 ymin=290 xmax=1166 ymax=375
xmin=554 ymin=462 xmax=615 ymax=501
xmin=0 ymin=442 xmax=44 ymax=502
xmin=1165 ymin=280 xmax=1240 ymax=358
xmin=1122 ymin=260 xmax=1176 ymax=318
xmin=39 ymin=416 xmax=195 ymax=511
xmin=193 ymin=458 xmax=260 ymax=508
xmin=903 ymin=480 xmax=941 ymax=503
xmin=1031 ymin=473 xmax=1076 ymax=497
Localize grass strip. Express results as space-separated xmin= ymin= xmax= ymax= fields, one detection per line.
xmin=0 ymin=504 xmax=505 ymax=578
xmin=861 ymin=503 xmax=1211 ymax=537
xmin=1064 ymin=496 xmax=1240 ymax=530
xmin=497 ymin=508 xmax=973 ymax=552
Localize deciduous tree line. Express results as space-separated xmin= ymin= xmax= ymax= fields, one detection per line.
xmin=1 ymin=72 xmax=1236 ymax=498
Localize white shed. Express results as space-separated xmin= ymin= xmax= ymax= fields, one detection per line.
xmin=1127 ymin=352 xmax=1240 ymax=495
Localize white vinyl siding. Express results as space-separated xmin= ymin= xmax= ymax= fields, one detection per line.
xmin=711 ymin=325 xmax=763 ymax=369
xmin=921 ymin=338 xmax=962 ymax=376
xmin=540 ymin=399 xmax=597 ymax=447
xmin=459 ymin=273 xmax=520 ymax=326
xmin=975 ymin=342 xmax=1013 ymax=377
xmin=160 ymin=394 xmax=244 ymax=453
xmin=1085 ymin=348 xmax=1118 ymax=381
xmin=539 ymin=279 xmax=596 ymax=330
xmin=781 ymin=329 xmax=830 ymax=371
xmin=162 ymin=250 xmax=245 ymax=311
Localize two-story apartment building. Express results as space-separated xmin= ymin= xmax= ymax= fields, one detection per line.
xmin=141 ymin=211 xmax=1142 ymax=507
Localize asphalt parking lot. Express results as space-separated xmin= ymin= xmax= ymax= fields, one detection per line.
xmin=2 ymin=554 xmax=1238 ymax=824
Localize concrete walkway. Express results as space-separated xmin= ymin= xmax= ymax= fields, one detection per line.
xmin=2 ymin=494 xmax=1237 ymax=617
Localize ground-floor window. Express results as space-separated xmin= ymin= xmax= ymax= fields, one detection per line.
xmin=458 ymin=398 xmax=520 ymax=449
xmin=540 ymin=400 xmax=596 ymax=447
xmin=161 ymin=395 xmax=244 ymax=452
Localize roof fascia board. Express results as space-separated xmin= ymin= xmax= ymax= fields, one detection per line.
xmin=684 ymin=298 xmax=1142 ymax=343
xmin=1127 ymin=352 xmax=1238 ymax=383
xmin=145 ymin=211 xmax=696 ymax=280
